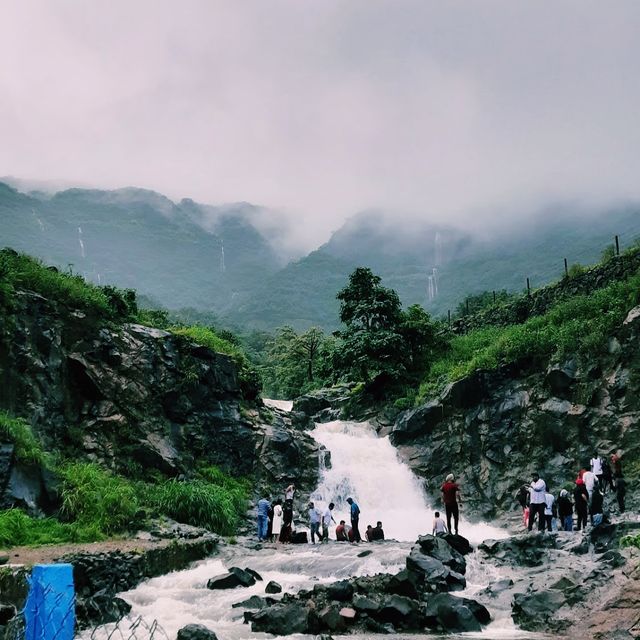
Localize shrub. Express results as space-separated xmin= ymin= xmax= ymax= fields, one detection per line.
xmin=0 ymin=412 xmax=47 ymax=465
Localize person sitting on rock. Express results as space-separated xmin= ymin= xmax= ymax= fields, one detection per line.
xmin=573 ymin=479 xmax=589 ymax=530
xmin=432 ymin=511 xmax=448 ymax=536
xmin=557 ymin=490 xmax=573 ymax=532
xmin=335 ymin=520 xmax=348 ymax=541
xmin=365 ymin=525 xmax=374 ymax=541
xmin=441 ymin=473 xmax=462 ymax=535
xmin=528 ymin=473 xmax=546 ymax=532
xmin=369 ymin=521 xmax=385 ymax=541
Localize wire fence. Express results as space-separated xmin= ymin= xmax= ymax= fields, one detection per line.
xmin=1 ymin=594 xmax=168 ymax=640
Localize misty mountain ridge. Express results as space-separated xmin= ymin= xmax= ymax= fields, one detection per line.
xmin=2 ymin=179 xmax=640 ymax=332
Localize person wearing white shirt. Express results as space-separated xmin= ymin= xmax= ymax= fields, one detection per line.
xmin=528 ymin=473 xmax=547 ymax=532
xmin=544 ymin=492 xmax=555 ymax=531
xmin=583 ymin=470 xmax=597 ymax=499
xmin=322 ymin=502 xmax=335 ymax=542
xmin=590 ymin=455 xmax=604 ymax=486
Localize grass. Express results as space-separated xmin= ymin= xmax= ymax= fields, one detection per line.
xmin=0 ymin=509 xmax=102 ymax=547
xmin=417 ymin=270 xmax=640 ymax=402
xmin=171 ymin=325 xmax=246 ymax=361
xmin=0 ymin=412 xmax=47 ymax=465
xmin=0 ymin=249 xmax=137 ymax=320
xmin=0 ymin=462 xmax=249 ymax=547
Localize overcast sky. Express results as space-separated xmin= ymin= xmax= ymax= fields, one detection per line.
xmin=2 ymin=1 xmax=640 ymax=248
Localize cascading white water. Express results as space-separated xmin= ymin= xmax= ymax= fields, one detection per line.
xmin=310 ymin=420 xmax=506 ymax=545
xmin=78 ymin=226 xmax=86 ymax=258
xmin=87 ymin=414 xmax=524 ymax=640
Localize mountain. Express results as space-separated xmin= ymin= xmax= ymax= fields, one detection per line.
xmin=0 ymin=182 xmax=285 ymax=313
xmin=225 ymin=204 xmax=640 ymax=331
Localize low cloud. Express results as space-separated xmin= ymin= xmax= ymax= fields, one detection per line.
xmin=2 ymin=1 xmax=640 ymax=250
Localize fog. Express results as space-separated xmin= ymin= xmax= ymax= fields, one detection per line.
xmin=2 ymin=1 xmax=640 ymax=251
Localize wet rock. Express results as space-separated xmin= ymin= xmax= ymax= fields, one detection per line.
xmin=244 ymin=568 xmax=263 ymax=582
xmin=479 ymin=533 xmax=556 ymax=566
xmin=357 ymin=549 xmax=373 ymax=558
xmin=442 ymin=533 xmax=473 ymax=556
xmin=265 ymin=581 xmax=282 ymax=594
xmin=339 ymin=607 xmax=356 ymax=622
xmin=386 ymin=569 xmax=420 ymax=599
xmin=176 ymin=623 xmax=218 ymax=640
xmin=250 ymin=603 xmax=309 ymax=635
xmin=231 ymin=595 xmax=272 ymax=610
xmin=207 ymin=567 xmax=256 ymax=590
xmin=512 ymin=589 xmax=568 ymax=631
xmin=416 ymin=535 xmax=466 ymax=574
xmin=326 ymin=580 xmax=354 ymax=602
xmin=423 ymin=593 xmax=485 ymax=632
xmin=546 ymin=360 xmax=577 ymax=395
xmin=597 ymin=550 xmax=626 ymax=568
xmin=406 ymin=547 xmax=466 ymax=592
xmin=390 ymin=401 xmax=443 ymax=444
xmin=377 ymin=595 xmax=420 ymax=628
xmin=352 ymin=594 xmax=380 ymax=614
xmin=318 ymin=605 xmax=346 ymax=632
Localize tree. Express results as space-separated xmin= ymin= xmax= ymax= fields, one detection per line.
xmin=261 ymin=326 xmax=333 ymax=398
xmin=334 ymin=268 xmax=447 ymax=389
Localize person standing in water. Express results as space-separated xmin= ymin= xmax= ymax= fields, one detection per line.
xmin=346 ymin=497 xmax=361 ymax=542
xmin=441 ymin=473 xmax=461 ymax=535
xmin=322 ymin=502 xmax=336 ymax=542
xmin=257 ymin=495 xmax=271 ymax=542
xmin=308 ymin=501 xmax=322 ymax=544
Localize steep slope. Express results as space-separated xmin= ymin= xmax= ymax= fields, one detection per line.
xmin=0 ymin=182 xmax=283 ymax=313
xmin=226 ymin=204 xmax=640 ymax=331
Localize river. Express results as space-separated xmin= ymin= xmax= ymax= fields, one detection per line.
xmin=88 ymin=406 xmax=551 ymax=640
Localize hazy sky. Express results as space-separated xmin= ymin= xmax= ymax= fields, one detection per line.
xmin=2 ymin=1 xmax=640 ymax=248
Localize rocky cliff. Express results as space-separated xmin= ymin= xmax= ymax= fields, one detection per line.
xmin=0 ymin=290 xmax=322 ymax=513
xmin=386 ymin=305 xmax=640 ymax=520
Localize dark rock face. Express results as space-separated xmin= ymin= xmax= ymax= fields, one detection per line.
xmin=0 ymin=292 xmax=324 ymax=512
xmin=385 ymin=302 xmax=640 ymax=519
xmin=250 ymin=603 xmax=310 ymax=635
xmin=176 ymin=623 xmax=218 ymax=640
xmin=479 ymin=533 xmax=557 ymax=567
xmin=423 ymin=593 xmax=489 ymax=632
xmin=406 ymin=535 xmax=468 ymax=592
xmin=512 ymin=589 xmax=569 ymax=631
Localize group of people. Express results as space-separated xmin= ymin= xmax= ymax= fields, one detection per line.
xmin=518 ymin=452 xmax=628 ymax=532
xmin=257 ymin=485 xmax=384 ymax=544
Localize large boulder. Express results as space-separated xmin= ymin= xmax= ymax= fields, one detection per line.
xmin=416 ymin=535 xmax=466 ymax=574
xmin=512 ymin=589 xmax=568 ymax=631
xmin=423 ymin=593 xmax=486 ymax=632
xmin=250 ymin=603 xmax=309 ymax=635
xmin=326 ymin=580 xmax=354 ymax=602
xmin=376 ymin=595 xmax=420 ymax=628
xmin=206 ymin=567 xmax=255 ymax=590
xmin=406 ymin=543 xmax=466 ymax=592
xmin=176 ymin=624 xmax=218 ymax=640
xmin=390 ymin=402 xmax=444 ymax=445
xmin=479 ymin=533 xmax=556 ymax=567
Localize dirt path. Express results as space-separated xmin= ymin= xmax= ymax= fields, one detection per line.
xmin=1 ymin=537 xmax=176 ymax=567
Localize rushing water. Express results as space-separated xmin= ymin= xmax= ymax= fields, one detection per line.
xmin=89 ymin=410 xmax=548 ymax=640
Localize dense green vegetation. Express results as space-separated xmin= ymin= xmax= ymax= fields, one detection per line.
xmin=0 ymin=454 xmax=249 ymax=547
xmin=416 ymin=270 xmax=640 ymax=402
xmin=0 ymin=412 xmax=47 ymax=465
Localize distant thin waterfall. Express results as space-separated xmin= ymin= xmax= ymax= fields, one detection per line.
xmin=435 ymin=231 xmax=443 ymax=266
xmin=78 ymin=227 xmax=86 ymax=258
xmin=220 ymin=239 xmax=226 ymax=272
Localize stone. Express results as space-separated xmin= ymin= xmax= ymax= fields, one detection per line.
xmin=339 ymin=607 xmax=356 ymax=621
xmin=546 ymin=360 xmax=577 ymax=395
xmin=512 ymin=589 xmax=567 ymax=630
xmin=442 ymin=533 xmax=473 ymax=556
xmin=265 ymin=581 xmax=282 ymax=594
xmin=417 ymin=535 xmax=466 ymax=574
xmin=250 ymin=603 xmax=309 ymax=635
xmin=352 ymin=594 xmax=380 ymax=614
xmin=390 ymin=401 xmax=444 ymax=444
xmin=318 ymin=605 xmax=346 ymax=632
xmin=597 ymin=550 xmax=626 ymax=568
xmin=244 ymin=568 xmax=263 ymax=582
xmin=423 ymin=593 xmax=488 ymax=632
xmin=377 ymin=595 xmax=420 ymax=628
xmin=207 ymin=567 xmax=256 ymax=590
xmin=0 ymin=555 xmax=9 ymax=566
xmin=387 ymin=569 xmax=420 ymax=599
xmin=357 ymin=549 xmax=373 ymax=558
xmin=232 ymin=595 xmax=271 ymax=609
xmin=176 ymin=623 xmax=218 ymax=640
xmin=326 ymin=580 xmax=354 ymax=602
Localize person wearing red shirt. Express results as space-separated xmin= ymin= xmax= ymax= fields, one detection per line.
xmin=441 ymin=473 xmax=462 ymax=535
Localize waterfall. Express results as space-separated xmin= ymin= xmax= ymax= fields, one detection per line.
xmin=435 ymin=230 xmax=443 ymax=266
xmin=310 ymin=420 xmax=504 ymax=544
xmin=32 ymin=209 xmax=45 ymax=231
xmin=78 ymin=226 xmax=86 ymax=258
xmin=220 ymin=239 xmax=226 ymax=273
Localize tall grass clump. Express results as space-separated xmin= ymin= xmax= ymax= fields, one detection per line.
xmin=0 ymin=412 xmax=47 ymax=465
xmin=171 ymin=325 xmax=245 ymax=361
xmin=59 ymin=462 xmax=141 ymax=534
xmin=147 ymin=467 xmax=249 ymax=535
